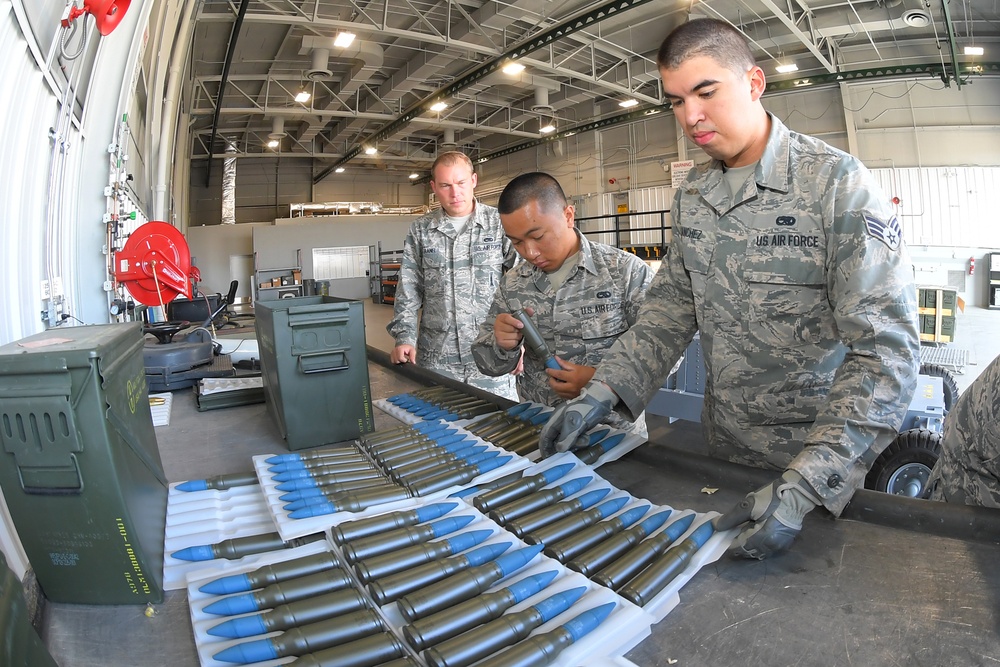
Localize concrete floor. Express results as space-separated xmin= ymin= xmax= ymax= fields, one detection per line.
xmin=33 ymin=297 xmax=1000 ymax=667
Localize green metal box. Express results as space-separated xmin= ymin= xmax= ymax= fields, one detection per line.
xmin=0 ymin=551 xmax=57 ymax=667
xmin=255 ymin=296 xmax=375 ymax=450
xmin=0 ymin=323 xmax=167 ymax=604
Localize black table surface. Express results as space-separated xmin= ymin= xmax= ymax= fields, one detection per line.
xmin=40 ymin=359 xmax=1000 ymax=667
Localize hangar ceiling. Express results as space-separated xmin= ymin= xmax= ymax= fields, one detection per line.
xmin=186 ymin=0 xmax=998 ymax=180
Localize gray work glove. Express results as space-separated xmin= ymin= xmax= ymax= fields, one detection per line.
xmin=713 ymin=470 xmax=821 ymax=560
xmin=538 ymin=381 xmax=619 ymax=458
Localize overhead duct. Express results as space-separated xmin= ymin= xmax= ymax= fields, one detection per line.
xmin=222 ymin=141 xmax=236 ymax=225
xmin=532 ymin=86 xmax=553 ymax=113
xmin=269 ymin=117 xmax=286 ymax=139
xmin=440 ymin=128 xmax=456 ymax=151
xmin=306 ymin=47 xmax=332 ymax=81
xmin=294 ymin=36 xmax=386 ymax=150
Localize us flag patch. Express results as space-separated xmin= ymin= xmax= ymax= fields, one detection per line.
xmin=864 ymin=214 xmax=901 ymax=250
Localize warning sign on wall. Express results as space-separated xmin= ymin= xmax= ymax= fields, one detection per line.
xmin=670 ymin=160 xmax=694 ymax=188
xmin=616 ymin=203 xmax=629 ymax=214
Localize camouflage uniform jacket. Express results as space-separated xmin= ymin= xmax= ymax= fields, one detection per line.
xmin=928 ymin=354 xmax=1000 ymax=508
xmin=594 ymin=114 xmax=920 ymax=515
xmin=387 ymin=201 xmax=518 ymax=396
xmin=472 ymin=230 xmax=652 ymax=408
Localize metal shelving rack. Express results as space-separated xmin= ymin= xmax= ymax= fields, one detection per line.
xmin=989 ymin=252 xmax=1000 ymax=309
xmin=254 ymin=249 xmax=302 ymax=303
xmin=372 ymin=242 xmax=403 ymax=305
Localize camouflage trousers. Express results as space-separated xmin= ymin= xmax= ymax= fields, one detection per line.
xmin=432 ymin=360 xmax=519 ymax=402
xmin=927 ymin=357 xmax=1000 ymax=509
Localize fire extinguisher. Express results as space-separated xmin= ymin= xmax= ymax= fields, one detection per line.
xmin=969 ymin=257 xmax=976 ymax=276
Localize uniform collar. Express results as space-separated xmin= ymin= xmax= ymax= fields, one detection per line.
xmin=699 ymin=113 xmax=791 ymax=212
xmin=756 ymin=113 xmax=792 ymax=195
xmin=429 ymin=199 xmax=482 ymax=233
xmin=526 ymin=229 xmax=594 ymax=291
xmin=575 ymin=229 xmax=598 ymax=276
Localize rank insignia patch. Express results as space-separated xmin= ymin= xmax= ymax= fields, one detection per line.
xmin=864 ymin=214 xmax=901 ymax=250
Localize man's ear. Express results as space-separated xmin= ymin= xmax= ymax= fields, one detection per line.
xmin=749 ymin=66 xmax=766 ymax=102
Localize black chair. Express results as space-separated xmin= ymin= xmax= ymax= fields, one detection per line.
xmin=165 ymin=280 xmax=239 ymax=329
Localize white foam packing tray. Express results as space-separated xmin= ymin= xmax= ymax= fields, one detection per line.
xmin=179 ymin=458 xmax=734 ymax=666
xmin=254 ymin=429 xmax=533 ymax=542
xmin=374 ymin=399 xmax=647 ymax=467
xmin=163 ymin=483 xmax=279 ymax=591
xmin=184 ymin=498 xmax=656 ymax=667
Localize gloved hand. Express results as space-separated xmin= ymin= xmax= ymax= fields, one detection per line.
xmin=538 ymin=381 xmax=619 ymax=458
xmin=712 ymin=470 xmax=821 ymax=560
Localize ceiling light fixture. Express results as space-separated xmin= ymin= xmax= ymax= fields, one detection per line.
xmin=365 ymin=146 xmax=377 ymax=155
xmin=619 ymin=99 xmax=638 ymax=108
xmin=267 ymin=139 xmax=279 ymax=149
xmin=409 ymin=173 xmax=419 ymax=179
xmin=502 ymin=62 xmax=525 ymax=75
xmin=430 ymin=101 xmax=448 ymax=112
xmin=965 ymin=46 xmax=984 ymax=56
xmin=334 ymin=32 xmax=356 ymax=48
xmin=295 ymin=89 xmax=311 ymax=103
xmin=335 ymin=167 xmax=345 ymax=173
xmin=775 ymin=63 xmax=799 ymax=74
xmin=539 ymin=122 xmax=556 ymax=134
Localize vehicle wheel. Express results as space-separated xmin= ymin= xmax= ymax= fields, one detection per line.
xmin=919 ymin=363 xmax=960 ymax=413
xmin=864 ymin=428 xmax=941 ymax=498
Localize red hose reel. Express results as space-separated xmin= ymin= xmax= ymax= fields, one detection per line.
xmin=114 ymin=221 xmax=194 ymax=307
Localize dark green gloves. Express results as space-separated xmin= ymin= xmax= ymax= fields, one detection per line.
xmin=713 ymin=470 xmax=821 ymax=560
xmin=538 ymin=381 xmax=619 ymax=458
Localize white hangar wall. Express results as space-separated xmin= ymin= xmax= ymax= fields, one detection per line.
xmin=475 ymin=77 xmax=1000 ymax=305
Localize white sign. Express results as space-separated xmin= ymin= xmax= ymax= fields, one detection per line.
xmin=670 ymin=160 xmax=695 ymax=188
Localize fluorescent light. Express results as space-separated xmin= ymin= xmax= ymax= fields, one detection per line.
xmin=502 ymin=62 xmax=525 ymax=75
xmin=335 ymin=167 xmax=345 ymax=173
xmin=619 ymin=99 xmax=639 ymax=108
xmin=539 ymin=123 xmax=556 ymax=134
xmin=775 ymin=63 xmax=799 ymax=74
xmin=409 ymin=173 xmax=419 ymax=179
xmin=267 ymin=139 xmax=279 ymax=148
xmin=430 ymin=102 xmax=448 ymax=112
xmin=965 ymin=46 xmax=984 ymax=56
xmin=295 ymin=90 xmax=311 ymax=103
xmin=365 ymin=146 xmax=377 ymax=155
xmin=334 ymin=32 xmax=356 ymax=48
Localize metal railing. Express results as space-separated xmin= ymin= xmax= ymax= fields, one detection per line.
xmin=577 ymin=209 xmax=671 ymax=260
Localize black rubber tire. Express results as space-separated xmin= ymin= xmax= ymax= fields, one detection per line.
xmin=865 ymin=428 xmax=942 ymax=498
xmin=919 ymin=363 xmax=960 ymax=413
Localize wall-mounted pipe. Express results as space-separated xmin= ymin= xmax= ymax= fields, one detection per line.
xmin=153 ymin=0 xmax=198 ymax=221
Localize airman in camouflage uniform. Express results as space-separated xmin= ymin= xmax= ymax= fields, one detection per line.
xmin=927 ymin=354 xmax=1000 ymax=508
xmin=387 ymin=152 xmax=518 ymax=400
xmin=540 ymin=19 xmax=920 ymax=559
xmin=472 ymin=172 xmax=653 ymax=427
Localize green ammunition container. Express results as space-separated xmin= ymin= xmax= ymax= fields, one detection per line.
xmin=917 ymin=286 xmax=958 ymax=314
xmin=0 ymin=324 xmax=167 ymax=604
xmin=255 ymin=296 xmax=375 ymax=450
xmin=918 ymin=313 xmax=956 ymax=343
xmin=0 ymin=551 xmax=57 ymax=667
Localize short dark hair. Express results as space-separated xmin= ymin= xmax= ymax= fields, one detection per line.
xmin=497 ymin=172 xmax=568 ymax=216
xmin=430 ymin=151 xmax=475 ymax=182
xmin=656 ymin=18 xmax=755 ymax=75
